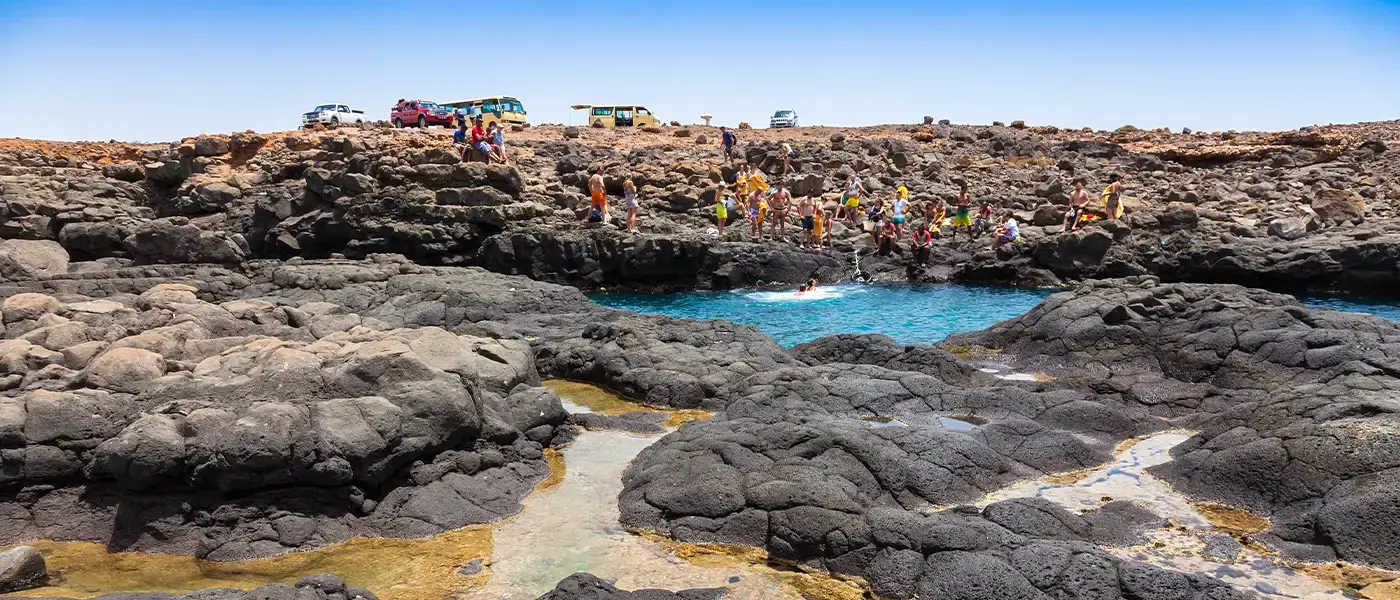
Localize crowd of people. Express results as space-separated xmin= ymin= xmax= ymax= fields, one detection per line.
xmin=521 ymin=127 xmax=1127 ymax=258
xmin=451 ymin=111 xmax=509 ymax=165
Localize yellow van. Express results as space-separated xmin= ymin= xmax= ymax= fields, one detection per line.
xmin=440 ymin=96 xmax=529 ymax=127
xmin=572 ymin=105 xmax=659 ymax=128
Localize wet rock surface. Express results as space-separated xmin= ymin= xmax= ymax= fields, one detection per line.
xmin=25 ymin=573 xmax=377 ymax=600
xmin=535 ymin=573 xmax=726 ymax=600
xmin=0 ymin=244 xmax=1394 ymax=597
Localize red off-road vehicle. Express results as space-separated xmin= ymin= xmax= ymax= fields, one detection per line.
xmin=391 ymin=100 xmax=455 ymax=128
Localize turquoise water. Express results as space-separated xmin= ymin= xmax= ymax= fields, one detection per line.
xmin=591 ymin=284 xmax=1400 ymax=347
xmin=591 ymin=284 xmax=1053 ymax=346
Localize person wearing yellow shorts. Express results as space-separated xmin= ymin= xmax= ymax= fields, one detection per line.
xmin=839 ymin=174 xmax=865 ymax=223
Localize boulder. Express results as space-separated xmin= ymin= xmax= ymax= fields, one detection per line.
xmin=87 ymin=347 xmax=167 ymax=393
xmin=193 ymin=135 xmax=230 ymax=156
xmin=1031 ymin=204 xmax=1067 ymax=226
xmin=0 ymin=239 xmax=70 ymax=280
xmin=1311 ymin=187 xmax=1365 ymax=225
xmin=2 ymin=293 xmax=61 ymax=323
xmin=122 ymin=218 xmax=249 ymax=264
xmin=1267 ymin=217 xmax=1309 ymax=240
xmin=0 ymin=546 xmax=46 ymax=593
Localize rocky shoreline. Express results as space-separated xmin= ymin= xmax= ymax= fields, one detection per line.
xmin=1 ymin=120 xmax=1397 ymax=295
xmin=1 ymin=119 xmax=1399 ymax=599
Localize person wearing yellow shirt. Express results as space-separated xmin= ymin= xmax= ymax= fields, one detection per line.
xmin=748 ymin=167 xmax=770 ymax=194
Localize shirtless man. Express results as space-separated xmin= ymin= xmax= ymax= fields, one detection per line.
xmin=1065 ymin=178 xmax=1091 ymax=231
xmin=769 ymin=184 xmax=792 ymax=240
xmin=796 ymin=194 xmax=815 ymax=248
xmin=587 ymin=167 xmax=608 ymax=222
xmin=747 ymin=188 xmax=765 ymax=239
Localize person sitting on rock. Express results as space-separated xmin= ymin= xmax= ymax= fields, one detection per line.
xmin=489 ymin=122 xmax=508 ymax=165
xmin=991 ymin=212 xmax=1020 ymax=249
xmin=1066 ymin=178 xmax=1092 ymax=230
xmin=925 ymin=197 xmax=946 ymax=235
xmin=1101 ymin=172 xmax=1124 ymax=220
xmin=470 ymin=117 xmax=495 ymax=164
xmin=866 ymin=198 xmax=886 ymax=246
xmin=912 ymin=222 xmax=934 ymax=263
xmin=452 ymin=123 xmax=469 ymax=160
xmin=877 ymin=217 xmax=896 ymax=255
xmin=972 ymin=202 xmax=993 ymax=238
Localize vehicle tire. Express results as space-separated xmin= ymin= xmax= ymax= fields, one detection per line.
xmin=418 ymin=116 xmax=428 ymax=128
xmin=393 ymin=118 xmax=403 ymax=128
xmin=355 ymin=120 xmax=363 ymax=124
xmin=330 ymin=117 xmax=339 ymax=125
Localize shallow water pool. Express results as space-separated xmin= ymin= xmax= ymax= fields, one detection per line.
xmin=591 ymin=283 xmax=1400 ymax=347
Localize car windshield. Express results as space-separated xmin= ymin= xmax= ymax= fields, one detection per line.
xmin=313 ymin=105 xmax=336 ymax=112
xmin=774 ymin=111 xmax=793 ymax=117
xmin=505 ymin=100 xmax=524 ymax=113
xmin=420 ymin=102 xmax=440 ymax=109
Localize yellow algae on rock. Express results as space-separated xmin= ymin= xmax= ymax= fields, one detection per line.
xmin=4 ymin=526 xmax=493 ymax=600
xmin=1189 ymin=502 xmax=1270 ymax=534
xmin=542 ymin=379 xmax=713 ymax=425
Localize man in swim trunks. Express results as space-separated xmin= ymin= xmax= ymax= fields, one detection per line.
xmin=796 ymin=195 xmax=815 ymax=248
xmin=840 ymin=174 xmax=866 ymax=223
xmin=1066 ymin=178 xmax=1091 ymax=230
xmin=991 ymin=212 xmax=1020 ymax=249
xmin=587 ymin=167 xmax=608 ymax=222
xmin=769 ymin=184 xmax=792 ymax=240
xmin=949 ymin=184 xmax=973 ymax=241
xmin=748 ymin=188 xmax=765 ymax=239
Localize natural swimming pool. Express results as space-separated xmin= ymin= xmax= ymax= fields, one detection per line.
xmin=591 ymin=283 xmax=1400 ymax=347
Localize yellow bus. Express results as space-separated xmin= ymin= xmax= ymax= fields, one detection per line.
xmin=440 ymin=96 xmax=529 ymax=128
xmin=571 ymin=104 xmax=659 ymax=128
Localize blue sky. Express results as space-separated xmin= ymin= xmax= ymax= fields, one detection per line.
xmin=1 ymin=0 xmax=1397 ymax=142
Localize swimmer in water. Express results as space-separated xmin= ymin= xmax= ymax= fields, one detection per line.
xmin=796 ymin=278 xmax=817 ymax=294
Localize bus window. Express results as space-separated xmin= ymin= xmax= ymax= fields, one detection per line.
xmin=637 ymin=107 xmax=651 ymax=115
xmin=482 ymin=99 xmax=499 ymax=114
xmin=592 ymin=107 xmax=613 ymax=116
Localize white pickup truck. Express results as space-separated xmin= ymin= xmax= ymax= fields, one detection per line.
xmin=301 ymin=104 xmax=366 ymax=128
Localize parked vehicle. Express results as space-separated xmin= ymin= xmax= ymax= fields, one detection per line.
xmin=769 ymin=109 xmax=799 ymax=128
xmin=390 ymin=100 xmax=455 ymax=128
xmin=301 ymin=104 xmax=365 ymax=128
xmin=571 ymin=104 xmax=659 ymax=128
xmin=440 ymin=96 xmax=528 ymax=128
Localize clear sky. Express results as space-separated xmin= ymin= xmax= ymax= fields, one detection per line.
xmin=1 ymin=0 xmax=1397 ymax=142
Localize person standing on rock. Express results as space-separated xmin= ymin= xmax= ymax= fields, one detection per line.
xmin=1066 ymin=178 xmax=1091 ymax=230
xmin=714 ymin=184 xmax=730 ymax=237
xmin=720 ymin=127 xmax=737 ymax=163
xmin=891 ymin=187 xmax=910 ymax=241
xmin=797 ymin=194 xmax=815 ymax=248
xmin=769 ymin=184 xmax=792 ymax=240
xmin=747 ymin=187 xmax=765 ymax=239
xmin=588 ymin=167 xmax=609 ymax=222
xmin=782 ymin=142 xmax=797 ymax=174
xmin=949 ymin=184 xmax=973 ymax=241
xmin=623 ymin=179 xmax=640 ymax=234
xmin=839 ymin=174 xmax=865 ymax=223
xmin=1101 ymin=173 xmax=1125 ymax=220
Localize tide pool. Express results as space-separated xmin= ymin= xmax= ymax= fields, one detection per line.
xmin=591 ymin=283 xmax=1400 ymax=347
